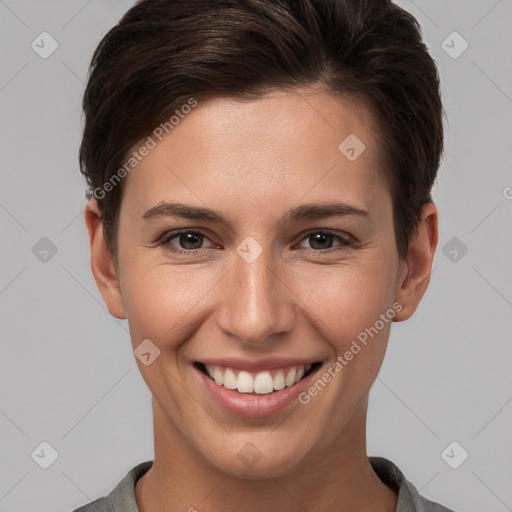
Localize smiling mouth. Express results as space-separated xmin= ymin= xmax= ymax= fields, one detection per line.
xmin=194 ymin=361 xmax=322 ymax=395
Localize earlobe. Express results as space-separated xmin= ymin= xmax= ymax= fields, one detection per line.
xmin=84 ymin=200 xmax=127 ymax=320
xmin=393 ymin=202 xmax=438 ymax=322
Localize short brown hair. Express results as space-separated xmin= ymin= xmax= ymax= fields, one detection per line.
xmin=79 ymin=0 xmax=444 ymax=262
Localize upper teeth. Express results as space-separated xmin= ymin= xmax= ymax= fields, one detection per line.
xmin=204 ymin=364 xmax=312 ymax=394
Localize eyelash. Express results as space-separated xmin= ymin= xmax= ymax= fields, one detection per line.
xmin=157 ymin=229 xmax=355 ymax=254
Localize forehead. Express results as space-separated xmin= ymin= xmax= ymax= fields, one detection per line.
xmin=121 ymin=87 xmax=388 ymax=220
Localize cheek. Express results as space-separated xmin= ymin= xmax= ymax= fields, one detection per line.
xmin=119 ymin=232 xmax=399 ymax=354
xmin=294 ymin=255 xmax=398 ymax=344
xmin=120 ymin=260 xmax=221 ymax=346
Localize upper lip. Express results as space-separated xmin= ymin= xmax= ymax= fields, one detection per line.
xmin=196 ymin=357 xmax=321 ymax=371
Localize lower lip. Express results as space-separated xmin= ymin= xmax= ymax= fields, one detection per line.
xmin=195 ymin=364 xmax=320 ymax=418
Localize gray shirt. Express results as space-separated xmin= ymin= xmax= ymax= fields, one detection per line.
xmin=71 ymin=457 xmax=457 ymax=512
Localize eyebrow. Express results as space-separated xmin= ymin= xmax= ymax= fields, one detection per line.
xmin=142 ymin=201 xmax=370 ymax=225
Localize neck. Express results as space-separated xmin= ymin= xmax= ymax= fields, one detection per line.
xmin=135 ymin=397 xmax=397 ymax=512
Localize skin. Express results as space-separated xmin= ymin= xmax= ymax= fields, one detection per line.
xmin=85 ymin=86 xmax=438 ymax=512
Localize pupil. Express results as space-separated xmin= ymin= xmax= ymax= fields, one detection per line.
xmin=311 ymin=233 xmax=332 ymax=250
xmin=178 ymin=233 xmax=333 ymax=250
xmin=181 ymin=233 xmax=202 ymax=249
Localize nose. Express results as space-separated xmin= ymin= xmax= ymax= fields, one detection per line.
xmin=215 ymin=244 xmax=296 ymax=346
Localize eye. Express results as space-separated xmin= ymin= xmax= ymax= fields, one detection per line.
xmin=296 ymin=230 xmax=354 ymax=251
xmin=159 ymin=230 xmax=217 ymax=253
xmin=157 ymin=229 xmax=354 ymax=254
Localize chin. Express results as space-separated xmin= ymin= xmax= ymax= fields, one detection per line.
xmin=201 ymin=437 xmax=311 ymax=480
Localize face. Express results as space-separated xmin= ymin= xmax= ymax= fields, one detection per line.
xmin=87 ymin=86 xmax=436 ymax=479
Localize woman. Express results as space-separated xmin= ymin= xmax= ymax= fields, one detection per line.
xmin=74 ymin=0 xmax=454 ymax=510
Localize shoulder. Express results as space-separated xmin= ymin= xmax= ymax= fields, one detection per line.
xmin=71 ymin=497 xmax=113 ymax=512
xmin=70 ymin=460 xmax=153 ymax=512
xmin=400 ymin=478 xmax=459 ymax=512
xmin=369 ymin=456 xmax=459 ymax=512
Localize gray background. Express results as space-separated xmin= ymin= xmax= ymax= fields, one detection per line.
xmin=0 ymin=1 xmax=511 ymax=511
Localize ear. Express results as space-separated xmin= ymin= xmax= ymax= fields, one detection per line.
xmin=84 ymin=200 xmax=127 ymax=319
xmin=393 ymin=202 xmax=438 ymax=322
